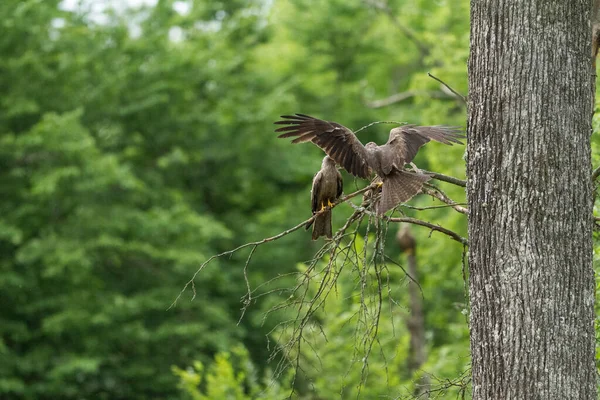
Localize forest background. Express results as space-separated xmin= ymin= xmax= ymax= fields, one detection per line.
xmin=0 ymin=0 xmax=597 ymax=399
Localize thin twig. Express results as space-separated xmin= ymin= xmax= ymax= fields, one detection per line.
xmin=238 ymin=244 xmax=258 ymax=324
xmin=212 ymin=170 xmax=469 ymax=395
xmin=401 ymin=203 xmax=467 ymax=212
xmin=421 ymin=169 xmax=467 ymax=187
xmin=407 ymin=367 xmax=472 ymax=400
xmin=592 ymin=165 xmax=600 ymax=181
xmin=383 ymin=255 xmax=423 ymax=299
xmin=421 ymin=184 xmax=468 ymax=214
xmin=354 ymin=120 xmax=405 ymax=134
xmin=388 ymin=216 xmax=468 ymax=246
xmin=169 ymin=183 xmax=378 ymax=309
xmin=427 ymin=72 xmax=467 ymax=104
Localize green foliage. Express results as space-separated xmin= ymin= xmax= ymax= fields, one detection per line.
xmin=0 ymin=0 xmax=483 ymax=399
xmin=173 ymin=345 xmax=291 ymax=400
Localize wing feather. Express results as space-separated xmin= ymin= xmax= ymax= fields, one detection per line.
xmin=275 ymin=114 xmax=371 ymax=178
xmin=380 ymin=125 xmax=464 ymax=174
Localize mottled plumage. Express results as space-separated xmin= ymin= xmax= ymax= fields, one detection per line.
xmin=275 ymin=114 xmax=463 ymax=214
xmin=305 ymin=156 xmax=343 ymax=240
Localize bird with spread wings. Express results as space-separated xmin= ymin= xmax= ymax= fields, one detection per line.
xmin=275 ymin=114 xmax=463 ymax=215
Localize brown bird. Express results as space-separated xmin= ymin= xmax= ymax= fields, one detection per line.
xmin=275 ymin=114 xmax=463 ymax=215
xmin=305 ymin=156 xmax=343 ymax=240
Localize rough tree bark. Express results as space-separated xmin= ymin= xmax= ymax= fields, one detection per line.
xmin=467 ymin=1 xmax=597 ymax=399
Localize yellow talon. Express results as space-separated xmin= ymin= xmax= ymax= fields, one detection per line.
xmin=375 ymin=181 xmax=383 ymax=188
xmin=327 ymin=199 xmax=334 ymax=207
xmin=320 ymin=203 xmax=327 ymax=212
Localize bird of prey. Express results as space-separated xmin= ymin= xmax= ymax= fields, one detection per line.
xmin=305 ymin=156 xmax=343 ymax=240
xmin=275 ymin=114 xmax=463 ymax=215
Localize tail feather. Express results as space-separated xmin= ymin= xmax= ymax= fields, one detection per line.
xmin=377 ymin=171 xmax=431 ymax=215
xmin=311 ymin=210 xmax=332 ymax=240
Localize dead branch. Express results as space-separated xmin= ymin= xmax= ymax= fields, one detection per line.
xmin=388 ymin=216 xmax=468 ymax=246
xmin=169 ymin=183 xmax=377 ymax=309
xmin=408 ymin=367 xmax=472 ymax=400
xmin=422 ymin=169 xmax=467 ymax=187
xmin=421 ymin=183 xmax=468 ymax=214
xmin=401 ymin=203 xmax=467 ymax=212
xmin=354 ymin=120 xmax=406 ymax=134
xmin=344 ymin=185 xmax=467 ymax=244
xmin=592 ymin=165 xmax=600 ymax=181
xmin=427 ymin=72 xmax=467 ymax=104
xmin=171 ymin=167 xmax=469 ymax=398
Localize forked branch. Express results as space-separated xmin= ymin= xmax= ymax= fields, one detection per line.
xmin=170 ymin=171 xmax=468 ymax=309
xmin=171 ymin=168 xmax=469 ymax=398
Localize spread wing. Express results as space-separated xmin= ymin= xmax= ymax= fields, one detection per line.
xmin=380 ymin=125 xmax=464 ymax=175
xmin=275 ymin=114 xmax=371 ymax=179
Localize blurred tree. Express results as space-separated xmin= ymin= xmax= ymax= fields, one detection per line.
xmin=0 ymin=0 xmax=271 ymax=398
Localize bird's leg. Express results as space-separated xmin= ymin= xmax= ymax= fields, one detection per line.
xmin=327 ymin=199 xmax=335 ymax=208
xmin=409 ymin=162 xmax=422 ymax=174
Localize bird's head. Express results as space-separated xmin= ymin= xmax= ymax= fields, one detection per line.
xmin=389 ymin=127 xmax=402 ymax=135
xmin=322 ymin=155 xmax=336 ymax=167
xmin=389 ymin=126 xmax=413 ymax=138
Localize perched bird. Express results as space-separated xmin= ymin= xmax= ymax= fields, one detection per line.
xmin=305 ymin=156 xmax=343 ymax=240
xmin=275 ymin=114 xmax=463 ymax=215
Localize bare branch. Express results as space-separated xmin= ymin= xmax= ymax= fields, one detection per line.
xmin=407 ymin=367 xmax=472 ymax=400
xmin=401 ymin=203 xmax=467 ymax=212
xmin=388 ymin=216 xmax=468 ymax=246
xmin=421 ymin=184 xmax=468 ymax=215
xmin=170 ymin=167 xmax=469 ymax=397
xmin=354 ymin=120 xmax=406 ymax=134
xmin=422 ymin=169 xmax=467 ymax=188
xmin=427 ymin=72 xmax=467 ymax=104
xmin=592 ymin=165 xmax=600 ymax=181
xmin=238 ymin=244 xmax=258 ymax=324
xmin=169 ymin=183 xmax=378 ymax=309
xmin=383 ymin=254 xmax=423 ymax=297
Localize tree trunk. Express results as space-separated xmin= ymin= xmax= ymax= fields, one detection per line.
xmin=467 ymin=1 xmax=597 ymax=399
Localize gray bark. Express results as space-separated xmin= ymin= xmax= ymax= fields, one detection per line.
xmin=467 ymin=1 xmax=597 ymax=399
